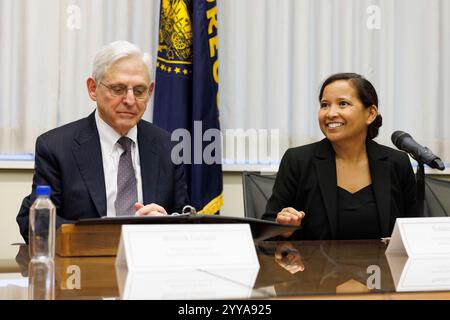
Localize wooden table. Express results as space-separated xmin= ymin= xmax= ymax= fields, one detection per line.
xmin=3 ymin=239 xmax=450 ymax=299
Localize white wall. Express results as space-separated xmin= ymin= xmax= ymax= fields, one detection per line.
xmin=0 ymin=169 xmax=33 ymax=259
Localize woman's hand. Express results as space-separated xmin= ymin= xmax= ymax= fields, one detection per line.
xmin=275 ymin=242 xmax=305 ymax=274
xmin=276 ymin=207 xmax=305 ymax=238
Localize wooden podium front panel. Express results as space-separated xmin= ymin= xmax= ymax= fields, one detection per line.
xmin=55 ymin=256 xmax=119 ymax=298
xmin=56 ymin=224 xmax=121 ymax=257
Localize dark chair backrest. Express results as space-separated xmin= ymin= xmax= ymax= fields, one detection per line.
xmin=424 ymin=176 xmax=450 ymax=217
xmin=242 ymin=171 xmax=277 ymax=219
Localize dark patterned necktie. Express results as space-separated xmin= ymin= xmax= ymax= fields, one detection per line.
xmin=115 ymin=137 xmax=137 ymax=216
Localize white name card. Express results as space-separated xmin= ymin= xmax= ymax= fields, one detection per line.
xmin=386 ymin=254 xmax=450 ymax=292
xmin=386 ymin=217 xmax=450 ymax=258
xmin=115 ymin=224 xmax=260 ymax=272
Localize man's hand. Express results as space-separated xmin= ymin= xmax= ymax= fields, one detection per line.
xmin=276 ymin=207 xmax=305 ymax=238
xmin=134 ymin=203 xmax=168 ymax=216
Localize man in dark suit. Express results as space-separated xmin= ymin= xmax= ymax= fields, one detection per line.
xmin=17 ymin=41 xmax=189 ymax=243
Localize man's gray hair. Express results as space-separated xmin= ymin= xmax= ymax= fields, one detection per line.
xmin=92 ymin=40 xmax=153 ymax=83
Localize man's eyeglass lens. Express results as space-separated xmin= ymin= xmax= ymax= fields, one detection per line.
xmin=101 ymin=82 xmax=148 ymax=100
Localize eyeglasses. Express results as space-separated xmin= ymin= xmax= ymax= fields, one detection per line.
xmin=100 ymin=82 xmax=149 ymax=100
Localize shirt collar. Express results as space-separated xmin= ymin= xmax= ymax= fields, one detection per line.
xmin=95 ymin=110 xmax=138 ymax=154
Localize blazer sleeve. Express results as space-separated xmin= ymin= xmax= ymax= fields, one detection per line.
xmin=399 ymin=153 xmax=420 ymax=217
xmin=16 ymin=135 xmax=73 ymax=244
xmin=262 ymin=148 xmax=300 ymax=221
xmin=171 ymin=162 xmax=190 ymax=213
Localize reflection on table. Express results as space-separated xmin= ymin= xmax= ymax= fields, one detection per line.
xmin=386 ymin=254 xmax=450 ymax=292
xmin=255 ymin=240 xmax=391 ymax=296
xmin=2 ymin=240 xmax=450 ymax=299
xmin=116 ymin=266 xmax=259 ymax=300
xmin=28 ymin=258 xmax=55 ymax=300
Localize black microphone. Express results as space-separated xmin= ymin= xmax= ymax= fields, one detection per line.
xmin=391 ymin=131 xmax=445 ymax=170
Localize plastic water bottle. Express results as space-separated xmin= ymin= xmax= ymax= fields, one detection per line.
xmin=28 ymin=259 xmax=55 ymax=300
xmin=29 ymin=185 xmax=56 ymax=261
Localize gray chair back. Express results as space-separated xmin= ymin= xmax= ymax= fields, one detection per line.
xmin=242 ymin=171 xmax=277 ymax=219
xmin=424 ymin=176 xmax=450 ymax=217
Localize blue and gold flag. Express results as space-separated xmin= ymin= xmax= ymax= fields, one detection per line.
xmin=153 ymin=0 xmax=223 ymax=214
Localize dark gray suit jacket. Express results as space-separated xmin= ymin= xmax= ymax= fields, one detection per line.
xmin=263 ymin=138 xmax=419 ymax=240
xmin=17 ymin=111 xmax=189 ymax=242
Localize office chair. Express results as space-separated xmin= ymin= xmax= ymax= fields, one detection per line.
xmin=242 ymin=171 xmax=277 ymax=219
xmin=424 ymin=176 xmax=450 ymax=217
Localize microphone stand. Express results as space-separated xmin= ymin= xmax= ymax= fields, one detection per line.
xmin=416 ymin=161 xmax=425 ymax=217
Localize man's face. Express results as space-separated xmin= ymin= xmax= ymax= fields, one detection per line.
xmin=87 ymin=56 xmax=154 ymax=135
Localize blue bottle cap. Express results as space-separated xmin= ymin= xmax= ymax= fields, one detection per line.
xmin=36 ymin=185 xmax=51 ymax=196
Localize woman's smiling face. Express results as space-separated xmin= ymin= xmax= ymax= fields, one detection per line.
xmin=318 ymin=80 xmax=377 ymax=144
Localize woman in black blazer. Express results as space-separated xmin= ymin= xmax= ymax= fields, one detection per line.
xmin=263 ymin=73 xmax=418 ymax=240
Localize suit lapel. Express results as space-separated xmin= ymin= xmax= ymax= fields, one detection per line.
xmin=71 ymin=112 xmax=107 ymax=217
xmin=314 ymin=139 xmax=338 ymax=239
xmin=137 ymin=122 xmax=160 ymax=205
xmin=367 ymin=140 xmax=391 ymax=236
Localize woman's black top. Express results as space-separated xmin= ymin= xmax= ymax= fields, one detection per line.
xmin=337 ymin=185 xmax=381 ymax=240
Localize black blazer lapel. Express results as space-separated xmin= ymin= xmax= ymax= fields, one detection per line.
xmin=367 ymin=140 xmax=391 ymax=236
xmin=71 ymin=112 xmax=107 ymax=217
xmin=137 ymin=122 xmax=160 ymax=205
xmin=314 ymin=139 xmax=338 ymax=239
